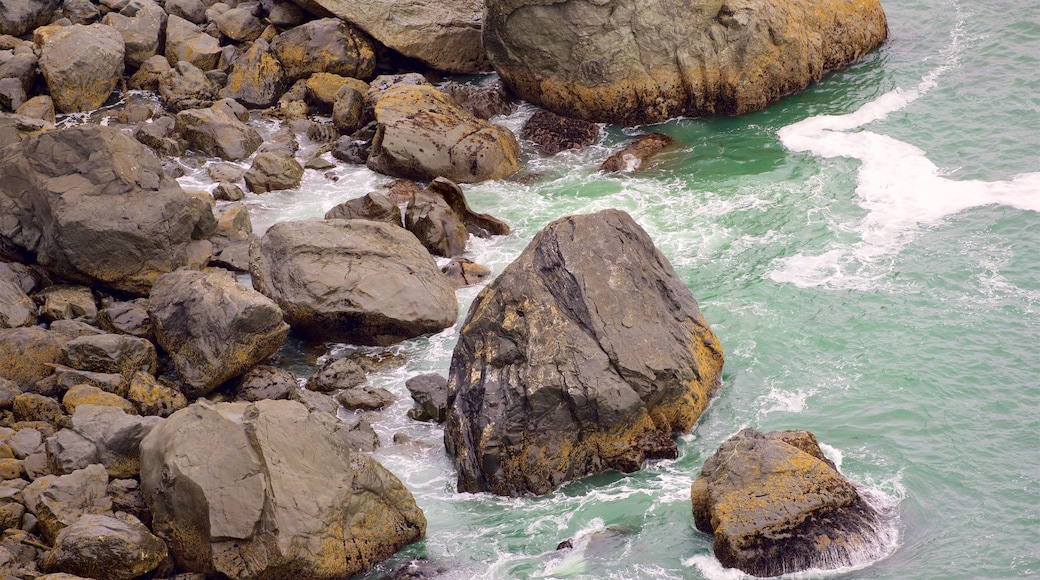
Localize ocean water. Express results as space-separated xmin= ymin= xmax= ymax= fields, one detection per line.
xmin=171 ymin=0 xmax=1038 ymax=577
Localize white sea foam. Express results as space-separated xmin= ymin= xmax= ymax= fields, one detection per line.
xmin=770 ymin=3 xmax=1040 ymax=289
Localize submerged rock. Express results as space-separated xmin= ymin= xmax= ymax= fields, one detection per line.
xmin=140 ymin=399 xmax=426 ymax=578
xmin=599 ymin=133 xmax=677 ymax=173
xmin=691 ymin=428 xmax=889 ymax=577
xmin=444 ymin=209 xmax=724 ymax=496
xmin=484 ymin=0 xmax=889 ymax=124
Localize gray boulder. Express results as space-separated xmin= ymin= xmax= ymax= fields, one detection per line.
xmin=250 ymin=219 xmax=458 ymax=346
xmin=243 ymin=149 xmax=303 ymax=193
xmin=368 ymin=84 xmax=520 ymax=183
xmin=40 ymin=514 xmax=167 ymax=580
xmin=335 ymin=386 xmax=395 ymax=411
xmin=0 ymin=0 xmax=61 ymax=37
xmin=444 ymin=209 xmax=725 ymax=496
xmin=0 ymin=124 xmax=215 ymax=294
xmin=158 ymin=60 xmax=216 ymax=112
xmin=234 ymin=365 xmax=298 ymax=402
xmin=174 ymin=99 xmax=263 ymax=160
xmin=306 ymin=357 xmax=366 ymax=393
xmin=691 ymin=428 xmax=888 ymax=576
xmin=37 ymin=24 xmax=125 ymax=114
xmin=164 ymin=14 xmax=221 ymax=71
xmin=324 ymin=191 xmax=402 ymax=224
xmin=405 ymin=373 xmax=448 ymax=423
xmin=140 ymin=399 xmax=426 ymax=578
xmin=21 ymin=463 xmax=112 ymax=544
xmin=101 ymin=0 xmax=167 ymax=69
xmin=45 ymin=405 xmax=161 ymax=478
xmin=0 ymin=277 xmax=34 ymax=328
xmin=483 ymin=0 xmax=889 ymax=124
xmin=219 ymin=38 xmax=286 ymax=108
xmin=148 ymin=269 xmax=290 ymax=399
xmin=62 ymin=334 xmax=157 ymax=380
xmin=289 ymin=0 xmax=488 ymax=74
xmin=405 ymin=189 xmax=468 ymax=258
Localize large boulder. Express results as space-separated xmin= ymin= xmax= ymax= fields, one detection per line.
xmin=40 ymin=514 xmax=168 ymax=580
xmin=0 ymin=124 xmax=215 ymax=294
xmin=444 ymin=209 xmax=724 ymax=496
xmin=483 ymin=0 xmax=889 ymax=124
xmin=140 ymin=399 xmax=426 ymax=578
xmin=101 ymin=0 xmax=167 ymax=69
xmin=37 ymin=24 xmax=125 ymax=114
xmin=45 ymin=404 xmax=162 ymax=478
xmin=174 ymin=99 xmax=263 ymax=160
xmin=0 ymin=0 xmax=61 ymax=37
xmin=0 ymin=328 xmax=66 ymax=388
xmin=368 ymin=84 xmax=520 ymax=183
xmin=164 ymin=14 xmax=222 ymax=71
xmin=271 ymin=18 xmax=376 ymax=83
xmin=250 ymin=219 xmax=458 ymax=346
xmin=289 ymin=0 xmax=489 ymax=74
xmin=148 ymin=269 xmax=290 ymax=399
xmin=219 ymin=38 xmax=286 ymax=108
xmin=21 ymin=463 xmax=113 ymax=544
xmin=690 ymin=428 xmax=889 ymax=576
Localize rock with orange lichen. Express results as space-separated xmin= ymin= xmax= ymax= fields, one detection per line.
xmin=444 ymin=209 xmax=724 ymax=496
xmin=690 ymin=428 xmax=888 ymax=577
xmin=484 ymin=0 xmax=889 ymax=124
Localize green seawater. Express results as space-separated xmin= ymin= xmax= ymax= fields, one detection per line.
xmin=185 ymin=0 xmax=1040 ymax=577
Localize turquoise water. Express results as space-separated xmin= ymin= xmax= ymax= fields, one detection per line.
xmin=177 ymin=0 xmax=1039 ymax=577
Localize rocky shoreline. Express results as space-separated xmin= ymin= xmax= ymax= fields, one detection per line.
xmin=1 ymin=0 xmax=891 ymax=577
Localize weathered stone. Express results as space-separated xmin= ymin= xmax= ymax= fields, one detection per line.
xmin=41 ymin=514 xmax=167 ymax=580
xmin=0 ymin=277 xmax=34 ymax=328
xmin=427 ymin=177 xmax=511 ymax=237
xmin=213 ymin=6 xmax=264 ymax=42
xmin=13 ymin=393 xmax=66 ymax=428
xmin=165 ymin=14 xmax=222 ymax=71
xmin=37 ymin=286 xmax=97 ymax=323
xmin=233 ymin=365 xmax=298 ymax=402
xmin=0 ymin=125 xmax=216 ymax=294
xmin=405 ymin=189 xmax=468 ymax=258
xmin=0 ymin=0 xmax=61 ymax=37
xmin=288 ymin=388 xmax=340 ymax=416
xmin=521 ymin=109 xmax=599 ymax=156
xmin=101 ymin=0 xmax=167 ymax=69
xmin=49 ymin=321 xmax=106 ymax=340
xmin=148 ymin=269 xmax=289 ymax=398
xmin=306 ymin=357 xmax=366 ymax=393
xmin=212 ymin=181 xmax=245 ymax=202
xmin=267 ymin=1 xmax=304 ymax=28
xmin=158 ymin=60 xmax=216 ymax=112
xmin=219 ymin=38 xmax=285 ymax=108
xmin=0 ymin=328 xmax=66 ymax=388
xmin=15 ymin=96 xmax=55 ymax=125
xmin=271 ymin=18 xmax=376 ymax=83
xmin=140 ymin=399 xmax=426 ymax=578
xmin=305 ymin=73 xmax=369 ymax=112
xmin=63 ymin=0 xmax=100 ymax=24
xmin=0 ymin=77 xmax=25 ymax=112
xmin=441 ymin=258 xmax=492 ymax=289
xmin=335 ymin=386 xmax=395 ymax=411
xmin=127 ymin=55 xmax=171 ymax=91
xmin=599 ymin=133 xmax=676 ymax=173
xmin=250 ymin=219 xmax=458 ymax=346
xmin=440 ymin=80 xmax=516 ymax=120
xmin=368 ymin=84 xmax=521 ymax=184
xmin=49 ymin=404 xmax=160 ymax=478
xmin=22 ymin=463 xmax=113 ymax=543
xmin=332 ymin=86 xmax=365 ymax=134
xmin=53 ymin=366 xmax=128 ymax=398
xmin=405 ymin=373 xmax=448 ymax=423
xmin=691 ymin=428 xmax=888 ymax=577
xmin=290 ymin=0 xmax=488 ymax=73
xmin=165 ymin=0 xmax=206 ymax=24
xmin=63 ymin=385 xmax=138 ymax=416
xmin=175 ymin=99 xmax=263 ymax=160
xmin=37 ymin=24 xmax=124 ymax=114
xmin=207 ymin=162 xmax=246 ymax=183
xmin=445 ymin=209 xmax=724 ymax=496
xmin=125 ymin=372 xmax=186 ymax=418
xmin=96 ymin=300 xmax=153 ymax=340
xmin=483 ymin=0 xmax=889 ymax=124
xmin=62 ymin=334 xmax=156 ymax=380
xmin=7 ymin=427 xmax=42 ymax=458
xmin=243 ymin=149 xmax=304 ymax=192
xmin=0 ymin=53 xmax=37 ymax=96
xmin=324 ymin=191 xmax=402 ymax=224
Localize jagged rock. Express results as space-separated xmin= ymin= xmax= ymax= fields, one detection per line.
xmin=175 ymin=99 xmax=263 ymax=160
xmin=440 ymin=80 xmax=516 ymax=120
xmin=96 ymin=300 xmax=153 ymax=340
xmin=0 ymin=327 xmax=66 ymax=388
xmin=234 ymin=365 xmax=298 ymax=402
xmin=306 ymin=357 xmax=366 ymax=393
xmin=521 ymin=109 xmax=600 ymax=155
xmin=291 ymin=0 xmax=488 ymax=73
xmin=158 ymin=60 xmax=216 ymax=112
xmin=165 ymin=14 xmax=222 ymax=71
xmin=21 ymin=463 xmax=113 ymax=544
xmin=427 ymin=177 xmax=510 ymax=237
xmin=0 ymin=125 xmax=215 ymax=294
xmin=405 ymin=374 xmax=448 ymax=423
xmin=0 ymin=0 xmax=61 ymax=37
xmin=36 ymin=286 xmax=97 ymax=324
xmin=271 ymin=18 xmax=376 ymax=83
xmin=484 ymin=0 xmax=889 ymax=124
xmin=133 ymin=115 xmax=184 ymax=156
xmin=691 ymin=428 xmax=888 ymax=577
xmin=127 ymin=55 xmax=171 ymax=91
xmin=599 ymin=133 xmax=676 ymax=173
xmin=101 ymin=0 xmax=167 ymax=69
xmin=148 ymin=269 xmax=289 ymax=399
xmin=367 ymin=84 xmax=520 ymax=184
xmin=219 ymin=38 xmax=285 ymax=108
xmin=405 ymin=189 xmax=468 ymax=258
xmin=243 ymin=149 xmax=303 ymax=192
xmin=125 ymin=372 xmax=186 ymax=417
xmin=0 ymin=277 xmax=34 ymax=328
xmin=444 ymin=209 xmax=724 ymax=496
xmin=37 ymin=24 xmax=124 ymax=114
xmin=250 ymin=219 xmax=458 ymax=346
xmin=62 ymin=334 xmax=157 ymax=380
xmin=324 ymin=191 xmax=402 ymax=224
xmin=46 ymin=404 xmax=160 ymax=477
xmin=41 ymin=514 xmax=167 ymax=580
xmin=0 ymin=53 xmax=38 ymax=97
xmin=140 ymin=399 xmax=426 ymax=578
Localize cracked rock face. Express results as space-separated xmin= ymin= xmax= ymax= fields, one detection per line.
xmin=444 ymin=209 xmax=724 ymax=496
xmin=483 ymin=0 xmax=889 ymax=124
xmin=140 ymin=399 xmax=426 ymax=578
